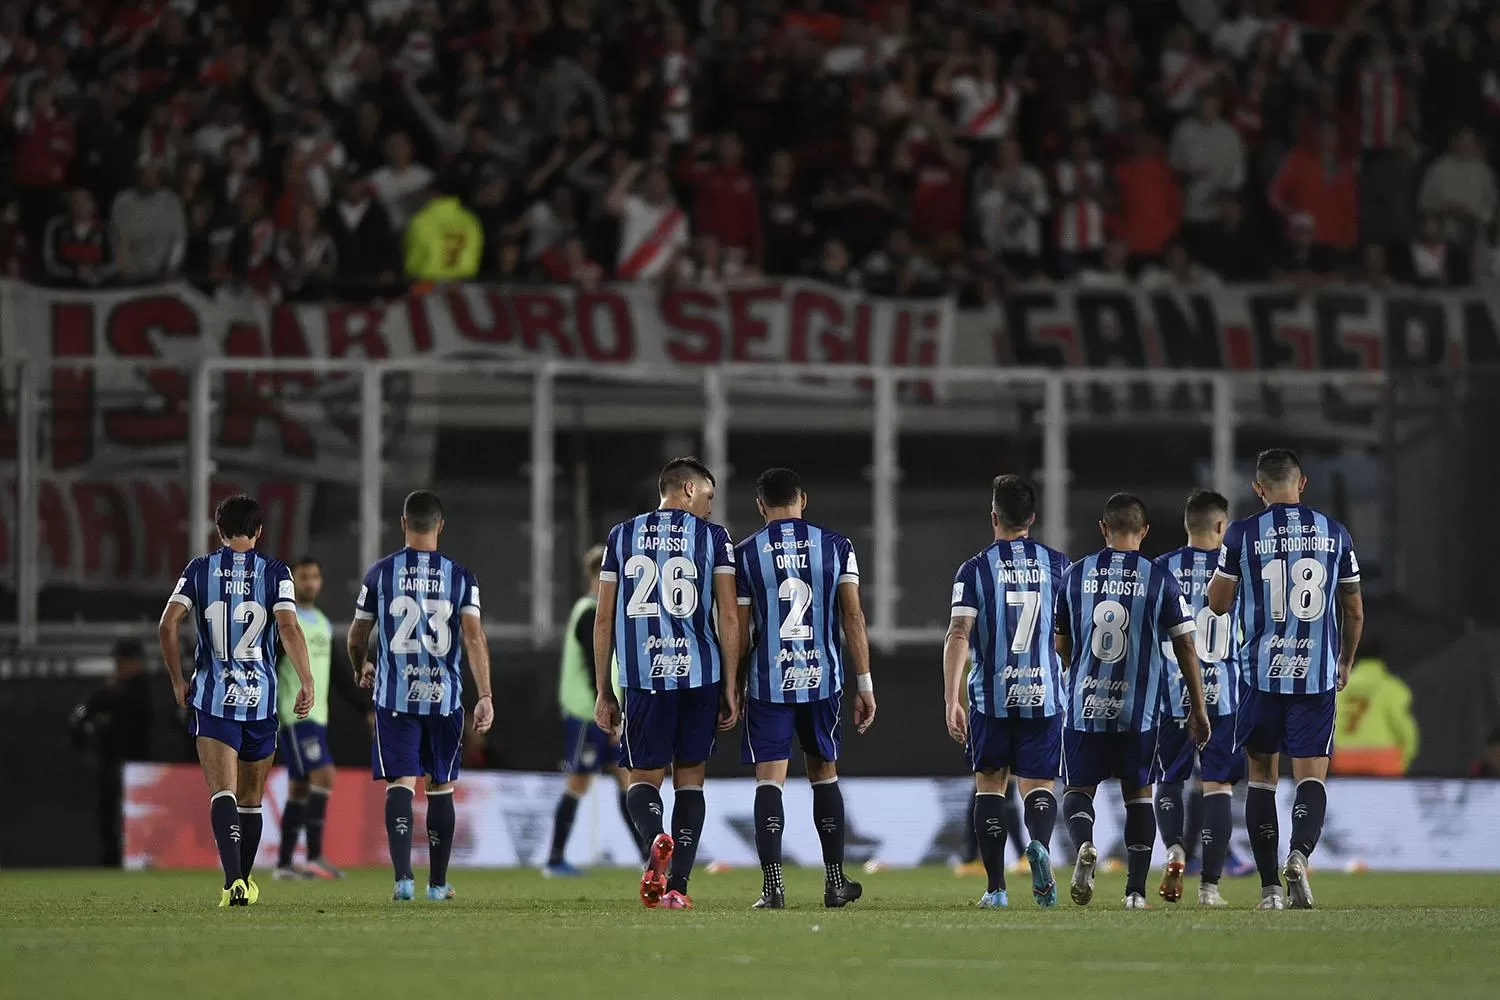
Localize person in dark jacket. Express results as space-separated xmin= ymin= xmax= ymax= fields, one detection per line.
xmin=325 ymin=174 xmax=399 ymax=298
xmin=70 ymin=640 xmax=155 ymax=866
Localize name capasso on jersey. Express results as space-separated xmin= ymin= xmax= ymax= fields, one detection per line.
xmin=1214 ymin=503 xmax=1359 ymax=696
xmin=1155 ymin=546 xmax=1239 ymax=718
xmin=1056 ymin=549 xmax=1194 ymax=733
xmin=169 ymin=548 xmax=297 ymax=722
xmin=736 ymin=519 xmax=858 ymax=704
xmin=354 ymin=548 xmax=481 ymax=716
xmin=601 ymin=509 xmax=735 ymax=691
xmin=950 ymin=538 xmax=1069 ymax=718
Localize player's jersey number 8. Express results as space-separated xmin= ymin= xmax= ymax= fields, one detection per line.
xmin=625 ymin=554 xmax=700 ymax=618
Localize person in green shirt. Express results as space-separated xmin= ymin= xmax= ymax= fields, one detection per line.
xmin=544 ymin=545 xmax=647 ymax=876
xmin=273 ymin=557 xmax=371 ymax=880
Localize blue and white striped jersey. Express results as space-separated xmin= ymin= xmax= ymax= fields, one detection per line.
xmin=1214 ymin=503 xmax=1359 ymax=696
xmin=735 ymin=519 xmax=858 ymax=704
xmin=354 ymin=548 xmax=481 ymax=716
xmin=169 ymin=548 xmax=297 ymax=722
xmin=600 ymin=509 xmax=736 ymax=691
xmin=1056 ymin=548 xmax=1195 ymax=733
xmin=1155 ymin=546 xmax=1239 ymax=719
xmin=950 ymin=537 xmax=1070 ymax=719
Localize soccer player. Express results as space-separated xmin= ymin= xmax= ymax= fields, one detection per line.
xmin=545 ymin=544 xmax=649 ymax=876
xmin=593 ymin=457 xmax=742 ymax=909
xmin=1056 ymin=493 xmax=1211 ymax=909
xmin=273 ymin=556 xmax=371 ymax=880
xmin=156 ymin=494 xmax=314 ymax=907
xmin=1153 ymin=490 xmax=1244 ymax=906
xmin=1207 ymin=449 xmax=1364 ymax=910
xmin=736 ymin=468 xmax=875 ymax=910
xmin=346 ymin=490 xmax=495 ymax=902
xmin=943 ymin=475 xmax=1070 ymax=909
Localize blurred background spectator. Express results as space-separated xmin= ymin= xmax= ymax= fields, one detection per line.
xmin=69 ymin=639 xmax=153 ymax=866
xmin=0 ymin=0 xmax=1492 ymax=300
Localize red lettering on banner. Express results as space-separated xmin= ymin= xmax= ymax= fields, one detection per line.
xmin=133 ymin=480 xmax=186 ymax=579
xmin=254 ymin=481 xmax=302 ymax=555
xmin=575 ymin=291 xmax=633 ymax=362
xmin=1340 ymin=331 xmax=1383 ymax=370
xmin=1222 ymin=325 xmax=1255 ymax=369
xmin=661 ymin=290 xmax=722 ymax=362
xmin=513 ymin=293 xmax=576 ymax=355
xmin=220 ymin=320 xmax=315 ymax=457
xmin=891 ymin=309 xmax=915 ymax=366
xmin=71 ymin=482 xmax=134 ymax=576
xmin=101 ymin=296 xmax=197 ymax=446
xmin=729 ymin=286 xmax=781 ymax=360
xmin=1035 ymin=324 xmax=1084 ymax=367
xmin=1279 ymin=327 xmax=1315 ymax=370
xmin=788 ymin=289 xmax=842 ymax=363
xmin=51 ymin=301 xmax=95 ymax=468
xmin=328 ymin=306 xmax=390 ymax=358
xmin=39 ymin=480 xmax=69 ymax=572
xmin=268 ymin=304 xmax=310 ymax=356
xmin=915 ymin=311 xmax=939 ymax=367
xmin=406 ymin=294 xmax=434 ymax=353
xmin=447 ymin=288 xmax=512 ymax=343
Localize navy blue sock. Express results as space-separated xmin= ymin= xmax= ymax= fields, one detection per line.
xmin=1003 ymin=783 xmax=1027 ymax=857
xmin=1023 ymin=788 xmax=1057 ymax=848
xmin=1155 ymin=781 xmax=1186 ymax=850
xmin=1290 ymin=778 xmax=1328 ymax=858
xmin=754 ymin=782 xmax=785 ymax=895
xmin=812 ymin=779 xmax=848 ymax=889
xmin=426 ymin=790 xmax=456 ymax=887
xmin=626 ymin=783 xmax=664 ymax=845
xmin=385 ymin=784 xmax=415 ymax=881
xmin=304 ymin=787 xmax=329 ymax=860
xmin=1246 ymin=782 xmax=1281 ymax=889
xmin=237 ymin=806 xmax=263 ymax=879
xmin=1199 ymin=790 xmax=1233 ymax=886
xmin=1124 ymin=798 xmax=1155 ymax=897
xmin=960 ymin=790 xmax=980 ymax=863
xmin=1062 ymin=790 xmax=1095 ymax=850
xmin=618 ymin=788 xmax=648 ymax=861
xmin=277 ymin=798 xmax=305 ymax=868
xmin=973 ymin=791 xmax=1007 ymax=893
xmin=666 ymin=786 xmax=705 ymax=895
xmin=210 ymin=791 xmax=242 ymax=890
xmin=549 ymin=791 xmax=580 ymax=865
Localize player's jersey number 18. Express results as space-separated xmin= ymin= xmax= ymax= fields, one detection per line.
xmin=625 ymin=554 xmax=700 ymax=618
xmin=1260 ymin=557 xmax=1328 ymax=623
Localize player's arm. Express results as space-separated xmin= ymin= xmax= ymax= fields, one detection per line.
xmin=1171 ymin=631 xmax=1209 ymax=745
xmin=347 ymin=618 xmax=374 ymax=687
xmin=460 ymin=613 xmax=494 ymax=734
xmin=1164 ymin=579 xmax=1210 ymax=746
xmin=157 ymin=600 xmax=190 ymax=708
xmin=1335 ymin=580 xmax=1365 ymax=690
xmin=942 ymin=613 xmax=973 ymax=743
xmin=839 ymin=580 xmax=875 ymax=734
xmin=1207 ymin=522 xmax=1244 ymax=616
xmin=713 ymin=572 xmax=742 ymax=730
xmin=275 ymin=608 xmax=316 ymax=720
xmin=592 ymin=575 xmax=620 ymax=731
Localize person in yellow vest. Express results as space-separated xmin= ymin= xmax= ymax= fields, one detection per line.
xmin=544 ymin=545 xmax=648 ymax=875
xmin=1333 ymin=641 xmax=1419 ymax=776
xmin=404 ymin=187 xmax=483 ymax=283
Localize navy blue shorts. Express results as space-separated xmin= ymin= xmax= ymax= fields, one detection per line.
xmin=191 ymin=709 xmax=278 ymax=762
xmin=281 ymin=721 xmax=331 ymax=780
xmin=1155 ymin=714 xmax=1244 ymax=785
xmin=373 ymin=708 xmax=466 ymax=784
xmin=1234 ymin=688 xmax=1336 ymax=759
xmin=619 ymin=684 xmax=720 ymax=771
xmin=967 ymin=710 xmax=1061 ymax=779
xmin=563 ymin=717 xmax=615 ymax=775
xmin=742 ymin=697 xmax=840 ymax=764
xmin=1062 ymin=728 xmax=1160 ymax=790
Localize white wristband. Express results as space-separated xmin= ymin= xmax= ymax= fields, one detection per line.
xmin=856 ymin=673 xmax=873 ymax=693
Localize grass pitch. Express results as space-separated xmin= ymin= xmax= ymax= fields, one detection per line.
xmin=2 ymin=867 xmax=1498 ymax=1000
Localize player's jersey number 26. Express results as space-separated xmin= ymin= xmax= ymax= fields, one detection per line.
xmin=624 ymin=555 xmax=700 ymax=618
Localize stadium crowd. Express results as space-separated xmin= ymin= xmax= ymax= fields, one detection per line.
xmin=1 ymin=0 xmax=1499 ymax=301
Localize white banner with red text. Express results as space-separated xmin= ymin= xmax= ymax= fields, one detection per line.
xmin=123 ymin=764 xmax=1500 ymax=872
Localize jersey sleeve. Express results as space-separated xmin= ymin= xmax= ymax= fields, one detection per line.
xmin=270 ymin=561 xmax=297 ymax=615
xmin=837 ymin=536 xmax=860 ymax=586
xmin=168 ymin=559 xmax=201 ymax=610
xmin=1158 ymin=570 xmax=1196 ymax=639
xmin=353 ymin=564 xmax=379 ymax=621
xmin=735 ymin=543 xmax=753 ymax=606
xmin=459 ymin=566 xmax=482 ymax=619
xmin=1213 ymin=520 xmax=1246 ymax=583
xmin=1053 ymin=565 xmax=1074 ymax=638
xmin=710 ymin=524 xmax=736 ymax=575
xmin=1338 ymin=528 xmax=1361 ymax=584
xmin=598 ymin=524 xmax=621 ymax=583
xmin=950 ymin=559 xmax=979 ymax=619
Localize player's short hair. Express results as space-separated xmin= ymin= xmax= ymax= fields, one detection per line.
xmin=1183 ymin=489 xmax=1230 ymax=533
xmin=215 ymin=494 xmax=263 ymax=540
xmin=991 ymin=475 xmax=1037 ymax=529
xmin=403 ymin=490 xmax=444 ymax=533
xmin=583 ymin=544 xmax=606 ymax=580
xmin=658 ymin=457 xmax=715 ymax=497
xmin=1255 ymin=448 xmax=1303 ymax=488
xmin=292 ymin=555 xmax=321 ymax=571
xmin=1102 ymin=493 xmax=1148 ymax=535
xmin=756 ymin=467 xmax=803 ymax=508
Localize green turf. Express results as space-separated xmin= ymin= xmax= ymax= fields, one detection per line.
xmin=3 ymin=867 xmax=1498 ymax=1000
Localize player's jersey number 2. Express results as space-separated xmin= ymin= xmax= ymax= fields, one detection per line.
xmin=205 ymin=600 xmax=268 ymax=662
xmin=1260 ymin=557 xmax=1328 ymax=623
xmin=625 ymin=554 xmax=700 ymax=618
